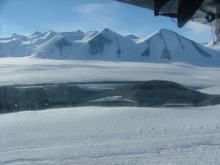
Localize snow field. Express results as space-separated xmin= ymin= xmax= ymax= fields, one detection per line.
xmin=0 ymin=106 xmax=220 ymax=164
xmin=0 ymin=57 xmax=220 ymax=91
xmin=0 ymin=57 xmax=220 ymax=164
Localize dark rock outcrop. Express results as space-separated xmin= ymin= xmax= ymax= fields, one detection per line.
xmin=1 ymin=80 xmax=220 ymax=113
xmin=86 ymin=80 xmax=220 ymax=107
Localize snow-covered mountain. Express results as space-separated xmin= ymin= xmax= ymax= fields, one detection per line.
xmin=0 ymin=28 xmax=220 ymax=66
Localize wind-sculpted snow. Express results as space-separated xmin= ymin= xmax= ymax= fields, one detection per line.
xmin=1 ymin=106 xmax=220 ymax=164
xmin=0 ymin=29 xmax=220 ymax=66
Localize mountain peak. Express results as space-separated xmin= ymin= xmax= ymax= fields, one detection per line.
xmin=1 ymin=28 xmax=220 ymax=66
xmin=101 ymin=28 xmax=114 ymax=34
xmin=159 ymin=29 xmax=170 ymax=32
xmin=126 ymin=34 xmax=139 ymax=40
xmin=99 ymin=28 xmax=122 ymax=38
xmin=75 ymin=30 xmax=84 ymax=34
xmin=136 ymin=29 xmax=179 ymax=43
xmin=156 ymin=29 xmax=176 ymax=35
xmin=11 ymin=33 xmax=27 ymax=40
xmin=46 ymin=30 xmax=56 ymax=35
xmin=32 ymin=31 xmax=42 ymax=36
xmin=11 ymin=33 xmax=19 ymax=37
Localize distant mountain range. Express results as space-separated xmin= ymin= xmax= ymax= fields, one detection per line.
xmin=0 ymin=28 xmax=220 ymax=66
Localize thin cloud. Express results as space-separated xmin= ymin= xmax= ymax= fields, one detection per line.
xmin=73 ymin=3 xmax=106 ymax=14
xmin=185 ymin=21 xmax=211 ymax=34
xmin=72 ymin=2 xmax=120 ymax=16
xmin=116 ymin=25 xmax=152 ymax=38
xmin=183 ymin=21 xmax=213 ymax=42
xmin=72 ymin=2 xmax=122 ymax=31
xmin=43 ymin=2 xmax=121 ymax=33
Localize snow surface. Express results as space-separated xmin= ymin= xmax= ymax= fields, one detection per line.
xmin=1 ymin=106 xmax=220 ymax=165
xmin=1 ymin=57 xmax=220 ymax=164
xmin=199 ymin=87 xmax=220 ymax=95
xmin=0 ymin=57 xmax=220 ymax=90
xmin=91 ymin=96 xmax=135 ymax=103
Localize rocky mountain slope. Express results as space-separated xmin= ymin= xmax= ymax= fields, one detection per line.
xmin=0 ymin=29 xmax=220 ymax=66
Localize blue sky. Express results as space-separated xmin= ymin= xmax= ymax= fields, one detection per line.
xmin=0 ymin=0 xmax=214 ymax=43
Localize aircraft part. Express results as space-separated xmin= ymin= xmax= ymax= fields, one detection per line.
xmin=177 ymin=0 xmax=204 ymax=27
xmin=115 ymin=0 xmax=220 ymax=28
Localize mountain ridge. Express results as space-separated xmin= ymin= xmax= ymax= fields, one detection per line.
xmin=0 ymin=28 xmax=220 ymax=66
